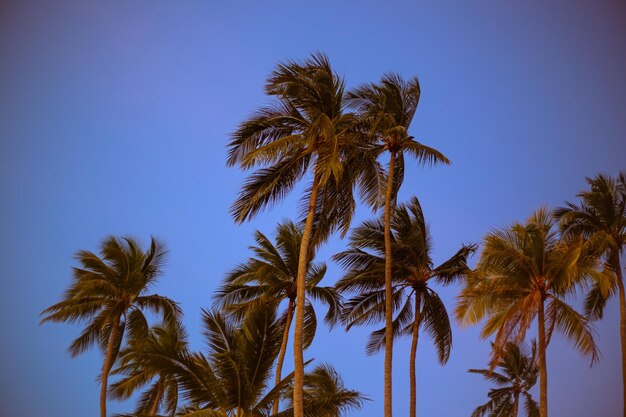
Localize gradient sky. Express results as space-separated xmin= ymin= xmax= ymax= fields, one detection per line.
xmin=1 ymin=1 xmax=625 ymax=416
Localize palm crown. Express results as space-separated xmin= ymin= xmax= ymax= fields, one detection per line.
xmin=227 ymin=52 xmax=380 ymax=239
xmin=346 ymin=73 xmax=450 ymax=202
xmin=110 ymin=320 xmax=189 ymax=416
xmin=142 ymin=308 xmax=363 ymax=417
xmin=554 ymin=172 xmax=626 ymax=319
xmin=469 ymin=342 xmax=539 ymax=417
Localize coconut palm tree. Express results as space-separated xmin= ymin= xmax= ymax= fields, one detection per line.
xmin=334 ymin=196 xmax=474 ymax=417
xmin=346 ymin=74 xmax=450 ymax=417
xmin=469 ymin=342 xmax=539 ymax=417
xmin=227 ymin=53 xmax=380 ymax=417
xmin=554 ymin=171 xmax=626 ymax=416
xmin=110 ymin=320 xmax=188 ymax=416
xmin=40 ymin=236 xmax=181 ymax=417
xmin=131 ymin=308 xmax=364 ymax=417
xmin=213 ymin=220 xmax=341 ymax=415
xmin=456 ymin=209 xmax=600 ymax=417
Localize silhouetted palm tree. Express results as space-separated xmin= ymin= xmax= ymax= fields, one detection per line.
xmin=334 ymin=197 xmax=473 ymax=417
xmin=227 ymin=53 xmax=380 ymax=417
xmin=41 ymin=236 xmax=181 ymax=417
xmin=347 ymin=74 xmax=450 ymax=417
xmin=554 ymin=171 xmax=625 ymax=417
xmin=456 ymin=209 xmax=599 ymax=417
xmin=469 ymin=342 xmax=539 ymax=417
xmin=213 ymin=220 xmax=341 ymax=414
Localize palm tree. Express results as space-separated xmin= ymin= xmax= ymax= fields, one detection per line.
xmin=40 ymin=236 xmax=181 ymax=417
xmin=227 ymin=53 xmax=380 ymax=417
xmin=469 ymin=342 xmax=539 ymax=417
xmin=456 ymin=209 xmax=600 ymax=417
xmin=554 ymin=171 xmax=626 ymax=416
xmin=110 ymin=320 xmax=188 ymax=416
xmin=334 ymin=196 xmax=474 ymax=417
xmin=213 ymin=220 xmax=341 ymax=415
xmin=346 ymin=73 xmax=450 ymax=417
xmin=138 ymin=308 xmax=364 ymax=417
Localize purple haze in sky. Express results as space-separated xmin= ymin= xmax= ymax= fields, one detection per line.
xmin=0 ymin=1 xmax=624 ymax=416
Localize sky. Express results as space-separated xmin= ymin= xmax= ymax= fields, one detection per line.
xmin=0 ymin=1 xmax=624 ymax=416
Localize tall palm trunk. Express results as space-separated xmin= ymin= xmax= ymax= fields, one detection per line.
xmin=537 ymin=298 xmax=548 ymax=417
xmin=409 ymin=291 xmax=421 ymax=417
xmin=613 ymin=252 xmax=626 ymax=417
xmin=383 ymin=151 xmax=397 ymax=417
xmin=149 ymin=379 xmax=164 ymax=415
xmin=273 ymin=299 xmax=294 ymax=415
xmin=512 ymin=392 xmax=520 ymax=417
xmin=101 ymin=316 xmax=121 ymax=417
xmin=293 ymin=173 xmax=321 ymax=417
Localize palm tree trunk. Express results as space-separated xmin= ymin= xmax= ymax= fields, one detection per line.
xmin=512 ymin=392 xmax=520 ymax=417
xmin=613 ymin=251 xmax=626 ymax=417
xmin=273 ymin=299 xmax=294 ymax=415
xmin=100 ymin=316 xmax=121 ymax=417
xmin=383 ymin=151 xmax=397 ymax=417
xmin=293 ymin=173 xmax=321 ymax=417
xmin=409 ymin=291 xmax=421 ymax=417
xmin=537 ymin=298 xmax=548 ymax=417
xmin=149 ymin=379 xmax=164 ymax=415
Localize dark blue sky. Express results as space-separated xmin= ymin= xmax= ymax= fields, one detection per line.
xmin=1 ymin=1 xmax=624 ymax=416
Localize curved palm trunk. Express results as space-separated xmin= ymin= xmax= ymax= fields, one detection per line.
xmin=613 ymin=252 xmax=626 ymax=417
xmin=100 ymin=316 xmax=121 ymax=417
xmin=537 ymin=298 xmax=548 ymax=417
xmin=293 ymin=173 xmax=321 ymax=417
xmin=273 ymin=299 xmax=295 ymax=415
xmin=409 ymin=291 xmax=421 ymax=417
xmin=383 ymin=151 xmax=397 ymax=417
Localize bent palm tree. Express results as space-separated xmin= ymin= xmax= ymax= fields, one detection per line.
xmin=213 ymin=220 xmax=341 ymax=414
xmin=456 ymin=209 xmax=600 ymax=417
xmin=469 ymin=342 xmax=539 ymax=417
xmin=554 ymin=171 xmax=626 ymax=416
xmin=347 ymin=74 xmax=450 ymax=417
xmin=228 ymin=53 xmax=380 ymax=417
xmin=334 ymin=197 xmax=474 ymax=417
xmin=110 ymin=320 xmax=188 ymax=416
xmin=40 ymin=236 xmax=181 ymax=417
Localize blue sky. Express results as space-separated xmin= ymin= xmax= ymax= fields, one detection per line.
xmin=1 ymin=1 xmax=624 ymax=416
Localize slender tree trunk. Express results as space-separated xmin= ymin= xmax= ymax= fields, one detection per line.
xmin=149 ymin=379 xmax=164 ymax=415
xmin=512 ymin=392 xmax=520 ymax=417
xmin=537 ymin=298 xmax=548 ymax=417
xmin=273 ymin=299 xmax=294 ymax=415
xmin=409 ymin=291 xmax=421 ymax=417
xmin=100 ymin=316 xmax=121 ymax=417
xmin=613 ymin=252 xmax=626 ymax=417
xmin=383 ymin=150 xmax=397 ymax=417
xmin=293 ymin=173 xmax=321 ymax=417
